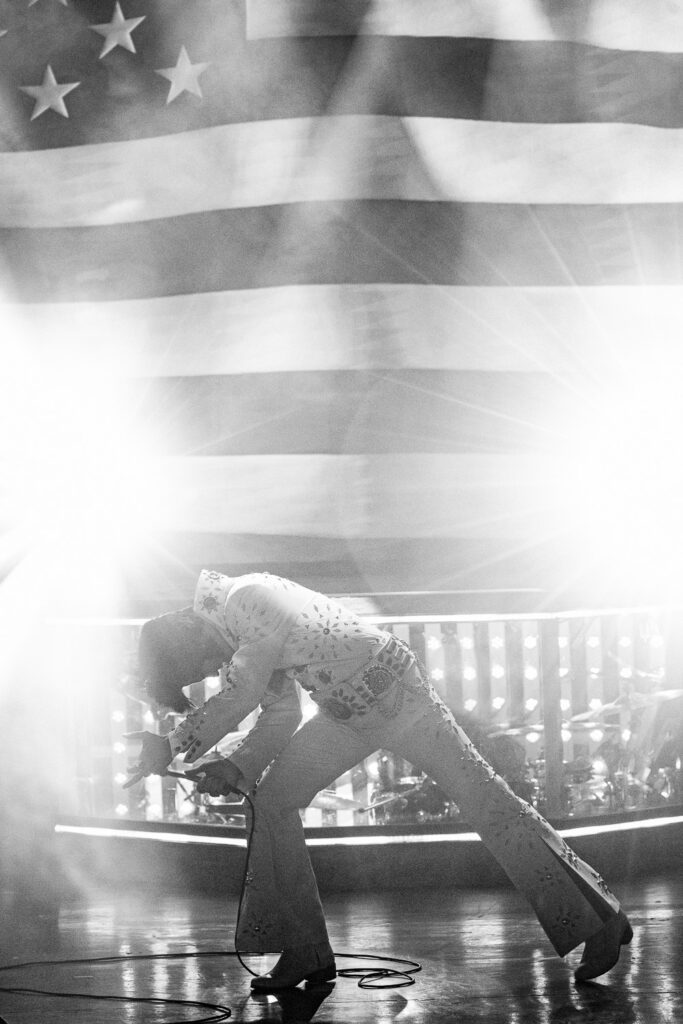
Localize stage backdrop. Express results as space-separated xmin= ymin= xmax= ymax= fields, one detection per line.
xmin=2 ymin=0 xmax=683 ymax=617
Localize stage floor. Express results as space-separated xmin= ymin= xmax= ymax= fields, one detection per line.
xmin=0 ymin=870 xmax=681 ymax=1024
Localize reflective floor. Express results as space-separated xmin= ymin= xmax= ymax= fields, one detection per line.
xmin=0 ymin=870 xmax=680 ymax=1024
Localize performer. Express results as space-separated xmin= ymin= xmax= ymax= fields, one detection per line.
xmin=130 ymin=569 xmax=632 ymax=991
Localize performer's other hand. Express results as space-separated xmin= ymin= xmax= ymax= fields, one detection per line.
xmin=186 ymin=759 xmax=246 ymax=797
xmin=123 ymin=731 xmax=173 ymax=788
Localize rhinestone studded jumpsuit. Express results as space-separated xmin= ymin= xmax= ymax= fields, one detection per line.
xmin=167 ymin=570 xmax=621 ymax=957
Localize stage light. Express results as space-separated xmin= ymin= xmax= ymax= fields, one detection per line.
xmin=589 ymin=729 xmax=605 ymax=742
xmin=525 ymin=698 xmax=538 ymax=711
xmin=560 ymin=699 xmax=571 ymax=711
xmin=546 ymin=368 xmax=683 ymax=600
xmin=463 ymin=667 xmax=477 ymax=681
xmin=492 ymin=665 xmax=505 ymax=679
xmin=1 ymin=348 xmax=168 ymax=612
xmin=524 ymin=667 xmax=538 ymax=680
xmin=525 ymin=731 xmax=541 ymax=743
xmin=561 ymin=729 xmax=572 ymax=742
xmin=464 ymin=698 xmax=477 ymax=711
xmin=491 ymin=696 xmax=506 ymax=709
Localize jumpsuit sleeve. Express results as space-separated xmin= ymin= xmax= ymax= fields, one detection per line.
xmin=168 ymin=583 xmax=301 ymax=770
xmin=227 ymin=671 xmax=302 ymax=786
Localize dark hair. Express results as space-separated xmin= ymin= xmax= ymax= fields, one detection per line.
xmin=137 ymin=608 xmax=227 ymax=713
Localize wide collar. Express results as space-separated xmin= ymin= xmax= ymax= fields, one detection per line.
xmin=193 ymin=569 xmax=235 ymax=634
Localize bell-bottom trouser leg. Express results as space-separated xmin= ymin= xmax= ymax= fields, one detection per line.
xmin=236 ymin=702 xmax=621 ymax=957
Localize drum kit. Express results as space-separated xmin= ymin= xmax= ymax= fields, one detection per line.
xmin=358 ymin=686 xmax=683 ymax=823
xmin=170 ymin=688 xmax=683 ymax=825
xmin=509 ymin=686 xmax=683 ymax=816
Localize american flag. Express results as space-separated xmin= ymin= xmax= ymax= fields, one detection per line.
xmin=2 ymin=0 xmax=683 ymax=616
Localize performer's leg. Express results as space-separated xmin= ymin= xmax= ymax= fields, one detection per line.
xmin=387 ymin=698 xmax=626 ymax=960
xmin=236 ymin=714 xmax=376 ymax=956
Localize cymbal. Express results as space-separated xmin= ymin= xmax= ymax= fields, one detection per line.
xmin=360 ymin=787 xmax=422 ymax=812
xmin=571 ymin=695 xmax=649 ymax=721
xmin=490 ymin=723 xmax=539 ymax=736
xmin=310 ymin=789 xmax=364 ymax=811
xmin=569 ymin=721 xmax=619 ymax=732
xmin=571 ymin=689 xmax=683 ymax=722
xmin=493 ymin=721 xmax=618 ymax=737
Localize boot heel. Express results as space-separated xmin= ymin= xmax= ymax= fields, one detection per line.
xmin=305 ymin=964 xmax=336 ymax=985
xmin=623 ymin=924 xmax=634 ymax=946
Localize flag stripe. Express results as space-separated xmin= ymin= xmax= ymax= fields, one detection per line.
xmin=93 ymin=369 xmax=574 ymax=457
xmin=246 ymin=0 xmax=683 ymax=53
xmin=128 ymin=532 xmax=553 ymax=613
xmin=156 ymin=452 xmax=557 ymax=539
xmin=14 ymin=284 xmax=683 ymax=379
xmin=4 ymin=200 xmax=682 ymax=303
xmin=5 ymin=35 xmax=683 ymax=154
xmin=3 ymin=117 xmax=683 ymax=229
xmin=3 ymin=34 xmax=683 ymax=153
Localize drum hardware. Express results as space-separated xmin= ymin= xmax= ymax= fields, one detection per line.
xmin=361 ymin=786 xmax=422 ymax=812
xmin=310 ymin=790 xmax=364 ymax=811
xmin=363 ymin=776 xmax=454 ymax=821
xmin=492 ymin=722 xmax=618 ymax=737
xmin=570 ymin=689 xmax=683 ymax=723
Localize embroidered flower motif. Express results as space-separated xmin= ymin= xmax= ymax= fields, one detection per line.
xmin=362 ymin=665 xmax=393 ymax=697
xmin=320 ymin=697 xmax=354 ymax=720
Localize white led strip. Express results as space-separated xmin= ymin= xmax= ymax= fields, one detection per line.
xmin=55 ymin=812 xmax=683 ymax=848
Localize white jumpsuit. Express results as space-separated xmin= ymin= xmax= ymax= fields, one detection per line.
xmin=168 ymin=570 xmax=620 ymax=956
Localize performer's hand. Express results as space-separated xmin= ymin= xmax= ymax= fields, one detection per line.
xmin=123 ymin=731 xmax=173 ymax=788
xmin=185 ymin=759 xmax=246 ymax=797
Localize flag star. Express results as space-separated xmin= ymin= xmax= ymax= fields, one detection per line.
xmin=91 ymin=2 xmax=145 ymax=58
xmin=156 ymin=46 xmax=210 ymax=104
xmin=20 ymin=64 xmax=79 ymax=120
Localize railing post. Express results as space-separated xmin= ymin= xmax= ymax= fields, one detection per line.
xmin=540 ymin=619 xmax=564 ymax=816
xmin=441 ymin=623 xmax=463 ymax=710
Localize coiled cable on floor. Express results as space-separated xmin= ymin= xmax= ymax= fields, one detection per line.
xmin=234 ymin=790 xmax=421 ymax=988
xmin=0 ymin=951 xmax=232 ymax=1022
xmin=0 ymin=782 xmax=422 ymax=1021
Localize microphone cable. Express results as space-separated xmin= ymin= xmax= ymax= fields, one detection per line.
xmin=234 ymin=789 xmax=421 ymax=989
xmin=0 ymin=781 xmax=421 ymax=1022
